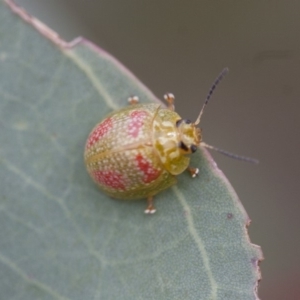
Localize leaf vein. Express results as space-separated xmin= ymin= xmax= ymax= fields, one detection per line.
xmin=2 ymin=159 xmax=106 ymax=265
xmin=173 ymin=185 xmax=218 ymax=299
xmin=63 ymin=49 xmax=119 ymax=110
xmin=0 ymin=252 xmax=70 ymax=300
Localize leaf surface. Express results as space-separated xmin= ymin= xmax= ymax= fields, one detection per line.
xmin=0 ymin=1 xmax=262 ymax=299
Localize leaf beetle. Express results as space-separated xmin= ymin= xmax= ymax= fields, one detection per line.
xmin=84 ymin=68 xmax=257 ymax=213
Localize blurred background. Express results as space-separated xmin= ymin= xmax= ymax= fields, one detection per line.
xmin=15 ymin=0 xmax=300 ymax=299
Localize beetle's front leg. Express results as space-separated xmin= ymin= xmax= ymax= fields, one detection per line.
xmin=128 ymin=96 xmax=139 ymax=105
xmin=144 ymin=196 xmax=156 ymax=214
xmin=163 ymin=93 xmax=175 ymax=111
xmin=187 ymin=166 xmax=199 ymax=178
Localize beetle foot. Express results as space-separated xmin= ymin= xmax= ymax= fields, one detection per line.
xmin=163 ymin=93 xmax=175 ymax=111
xmin=144 ymin=196 xmax=156 ymax=214
xmin=188 ymin=167 xmax=199 ymax=178
xmin=128 ymin=96 xmax=139 ymax=105
xmin=144 ymin=207 xmax=156 ymax=214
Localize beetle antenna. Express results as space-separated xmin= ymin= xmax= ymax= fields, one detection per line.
xmin=201 ymin=142 xmax=259 ymax=164
xmin=194 ymin=67 xmax=229 ymax=126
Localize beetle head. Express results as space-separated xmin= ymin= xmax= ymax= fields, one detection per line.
xmin=176 ymin=119 xmax=201 ymax=154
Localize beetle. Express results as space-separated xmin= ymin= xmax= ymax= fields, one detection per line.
xmin=84 ymin=68 xmax=257 ymax=214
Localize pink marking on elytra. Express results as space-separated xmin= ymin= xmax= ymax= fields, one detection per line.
xmin=136 ymin=154 xmax=160 ymax=183
xmin=87 ymin=118 xmax=113 ymax=148
xmin=92 ymin=170 xmax=126 ymax=190
xmin=127 ymin=110 xmax=148 ymax=138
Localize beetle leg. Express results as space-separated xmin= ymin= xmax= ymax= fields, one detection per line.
xmin=187 ymin=166 xmax=199 ymax=178
xmin=128 ymin=96 xmax=139 ymax=105
xmin=163 ymin=93 xmax=175 ymax=111
xmin=144 ymin=196 xmax=156 ymax=214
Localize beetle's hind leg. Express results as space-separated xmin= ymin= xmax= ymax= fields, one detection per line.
xmin=164 ymin=93 xmax=175 ymax=111
xmin=187 ymin=166 xmax=199 ymax=178
xmin=128 ymin=96 xmax=139 ymax=105
xmin=144 ymin=196 xmax=156 ymax=214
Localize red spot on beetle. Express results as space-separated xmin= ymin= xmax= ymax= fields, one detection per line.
xmin=87 ymin=118 xmax=113 ymax=148
xmin=136 ymin=154 xmax=160 ymax=183
xmin=127 ymin=110 xmax=148 ymax=138
xmin=92 ymin=170 xmax=126 ymax=190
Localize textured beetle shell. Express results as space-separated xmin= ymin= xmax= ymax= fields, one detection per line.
xmin=84 ymin=103 xmax=182 ymax=200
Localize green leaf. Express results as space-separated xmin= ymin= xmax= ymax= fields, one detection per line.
xmin=0 ymin=1 xmax=262 ymax=299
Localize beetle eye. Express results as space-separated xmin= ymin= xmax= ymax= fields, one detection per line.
xmin=185 ymin=119 xmax=192 ymax=124
xmin=191 ymin=144 xmax=198 ymax=153
xmin=176 ymin=119 xmax=183 ymax=127
xmin=179 ymin=141 xmax=189 ymax=151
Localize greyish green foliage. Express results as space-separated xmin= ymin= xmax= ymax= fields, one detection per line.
xmin=0 ymin=1 xmax=262 ymax=299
